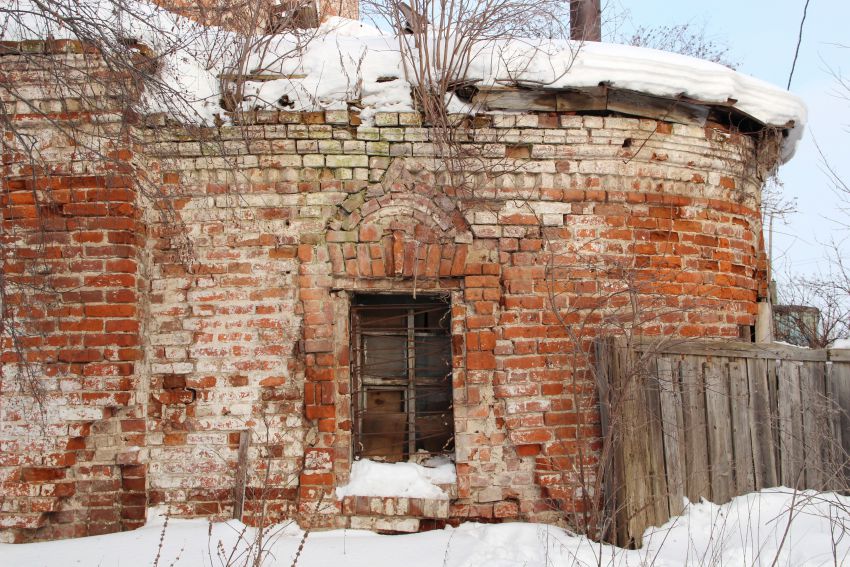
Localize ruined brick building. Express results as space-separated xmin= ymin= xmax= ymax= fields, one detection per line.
xmin=0 ymin=0 xmax=805 ymax=542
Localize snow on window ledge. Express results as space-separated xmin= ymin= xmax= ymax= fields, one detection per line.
xmin=335 ymin=457 xmax=456 ymax=500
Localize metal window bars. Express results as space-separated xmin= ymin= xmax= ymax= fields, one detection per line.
xmin=350 ymin=296 xmax=454 ymax=462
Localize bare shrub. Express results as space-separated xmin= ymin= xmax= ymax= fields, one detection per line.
xmin=623 ymin=23 xmax=737 ymax=69
xmin=361 ymin=0 xmax=572 ymax=195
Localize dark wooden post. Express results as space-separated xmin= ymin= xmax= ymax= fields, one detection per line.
xmin=570 ymin=0 xmax=602 ymax=41
xmin=232 ymin=430 xmax=250 ymax=521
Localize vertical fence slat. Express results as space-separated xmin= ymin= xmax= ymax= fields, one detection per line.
xmin=767 ymin=358 xmax=782 ymax=483
xmin=616 ymin=343 xmax=651 ymax=547
xmin=778 ymin=360 xmax=805 ymax=488
xmin=815 ymin=361 xmax=835 ymax=489
xmin=613 ymin=341 xmax=636 ymax=547
xmin=681 ymin=355 xmax=711 ymax=503
xmin=823 ymin=359 xmax=841 ymax=486
xmin=729 ymin=358 xmax=755 ymax=494
xmin=705 ymin=358 xmax=735 ymax=504
xmin=800 ymin=361 xmax=828 ymax=489
xmin=645 ymin=356 xmax=670 ymax=533
xmin=594 ymin=337 xmax=617 ymax=542
xmin=657 ymin=357 xmax=686 ymax=517
xmin=747 ymin=357 xmax=777 ymax=489
xmin=829 ymin=360 xmax=850 ymax=481
xmin=606 ymin=339 xmax=629 ymax=548
xmin=635 ymin=349 xmax=655 ymax=545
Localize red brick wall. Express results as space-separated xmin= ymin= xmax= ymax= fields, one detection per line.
xmin=1 ymin=41 xmax=146 ymax=542
xmin=1 ymin=48 xmax=778 ymax=540
xmin=137 ymin=109 xmax=773 ymax=532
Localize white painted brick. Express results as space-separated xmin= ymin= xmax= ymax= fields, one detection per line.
xmin=324 ymin=110 xmax=349 ymax=124
xmin=374 ymin=113 xmax=399 ymax=126
xmin=151 ymin=362 xmax=194 ymax=374
xmin=541 ymin=214 xmax=564 ymax=226
xmin=149 ymin=332 xmax=193 ymax=346
xmin=514 ymin=115 xmax=538 ymax=128
xmin=59 ymin=406 xmax=104 ymax=421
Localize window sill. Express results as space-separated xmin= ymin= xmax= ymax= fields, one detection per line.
xmin=340 ymin=482 xmax=456 ymax=522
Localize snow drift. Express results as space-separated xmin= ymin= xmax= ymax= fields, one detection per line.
xmin=2 ymin=488 xmax=849 ymax=566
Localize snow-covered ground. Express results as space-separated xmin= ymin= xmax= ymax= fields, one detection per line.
xmin=3 ymin=1 xmax=805 ymax=159
xmin=3 ymin=488 xmax=849 ymax=566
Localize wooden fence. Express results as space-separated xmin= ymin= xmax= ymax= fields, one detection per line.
xmin=595 ymin=338 xmax=850 ymax=548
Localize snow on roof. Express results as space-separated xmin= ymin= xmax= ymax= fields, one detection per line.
xmin=242 ymin=17 xmax=806 ymax=161
xmin=3 ymin=2 xmax=806 ymax=161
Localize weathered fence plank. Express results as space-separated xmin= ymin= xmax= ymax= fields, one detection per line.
xmin=680 ymin=355 xmax=711 ymax=503
xmin=830 ymin=361 xmax=850 ymax=478
xmin=657 ymin=357 xmax=686 ymax=516
xmin=611 ymin=346 xmax=643 ymax=546
xmin=777 ymin=360 xmax=805 ymax=487
xmin=630 ymin=339 xmax=828 ymax=361
xmin=704 ymin=358 xmax=735 ymax=504
xmin=729 ymin=357 xmax=755 ymax=494
xmin=824 ymin=360 xmax=842 ymax=482
xmin=766 ymin=358 xmax=782 ymax=482
xmin=618 ymin=350 xmax=664 ymax=546
xmin=799 ymin=362 xmax=828 ymax=488
xmin=594 ymin=337 xmax=617 ymax=541
xmin=746 ymin=357 xmax=778 ymax=489
xmin=598 ymin=339 xmax=850 ymax=549
xmin=644 ymin=356 xmax=670 ymax=534
xmin=830 ymin=350 xmax=850 ymax=363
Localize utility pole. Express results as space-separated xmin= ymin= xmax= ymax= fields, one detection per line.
xmin=570 ymin=0 xmax=601 ymax=41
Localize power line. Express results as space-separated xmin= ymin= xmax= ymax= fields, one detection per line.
xmin=787 ymin=0 xmax=812 ymax=89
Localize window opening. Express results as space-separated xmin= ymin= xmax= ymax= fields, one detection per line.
xmin=351 ymin=294 xmax=454 ymax=462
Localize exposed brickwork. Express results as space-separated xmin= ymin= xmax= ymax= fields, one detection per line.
xmin=151 ymin=0 xmax=359 ymax=27
xmin=1 ymin=48 xmax=781 ymax=541
xmin=1 ymin=47 xmax=145 ymax=542
xmin=139 ymin=108 xmax=774 ymax=530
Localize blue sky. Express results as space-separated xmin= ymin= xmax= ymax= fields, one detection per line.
xmin=608 ymin=0 xmax=850 ymax=282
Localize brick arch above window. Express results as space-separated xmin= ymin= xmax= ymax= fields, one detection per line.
xmin=326 ymin=191 xmax=472 ymax=280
